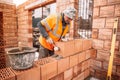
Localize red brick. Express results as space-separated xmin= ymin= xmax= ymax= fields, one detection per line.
xmin=114 ymin=55 xmax=120 ymax=66
xmin=117 ymin=35 xmax=120 ymax=41
xmin=103 ymin=61 xmax=109 ymax=70
xmin=73 ymin=63 xmax=82 ymax=77
xmin=94 ymin=69 xmax=107 ymax=80
xmin=98 ymin=29 xmax=112 ymax=40
xmin=92 ymin=39 xmax=104 ymax=49
xmin=116 ymin=66 xmax=120 ymax=76
xmin=104 ymin=40 xmax=119 ymax=50
xmin=103 ymin=61 xmax=116 ymax=74
xmin=108 ymin=0 xmax=120 ymax=4
xmin=69 ymin=0 xmax=78 ymax=3
xmin=93 ymin=7 xmax=100 ymax=18
xmin=78 ymin=51 xmax=86 ymax=63
xmin=11 ymin=65 xmax=40 ymax=80
xmin=100 ymin=5 xmax=114 ymax=17
xmin=58 ymin=57 xmax=69 ymax=74
xmin=55 ymin=40 xmax=75 ymax=57
xmin=73 ymin=72 xmax=84 ymax=80
xmin=84 ymin=68 xmax=90 ymax=79
xmin=92 ymin=18 xmax=105 ymax=28
xmin=0 ymin=68 xmax=15 ymax=80
xmin=81 ymin=60 xmax=90 ymax=71
xmin=90 ymin=49 xmax=97 ymax=59
xmin=92 ymin=29 xmax=98 ymax=39
xmin=91 ymin=59 xmax=102 ymax=69
xmin=106 ymin=18 xmax=115 ymax=28
xmin=115 ymin=5 xmax=120 ymax=17
xmin=49 ymin=73 xmax=64 ymax=80
xmin=94 ymin=0 xmax=107 ymax=7
xmin=82 ymin=39 xmax=92 ymax=51
xmin=85 ymin=50 xmax=91 ymax=60
xmin=97 ymin=50 xmax=110 ymax=62
xmin=64 ymin=68 xmax=73 ymax=80
xmin=74 ymin=39 xmax=83 ymax=53
xmin=34 ymin=57 xmax=57 ymax=80
xmin=70 ymin=54 xmax=79 ymax=68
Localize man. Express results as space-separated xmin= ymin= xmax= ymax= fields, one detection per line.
xmin=37 ymin=7 xmax=76 ymax=58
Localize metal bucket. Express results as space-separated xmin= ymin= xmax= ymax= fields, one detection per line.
xmin=7 ymin=47 xmax=37 ymax=70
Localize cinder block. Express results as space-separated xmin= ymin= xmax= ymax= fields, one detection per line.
xmin=70 ymin=54 xmax=79 ymax=68
xmin=58 ymin=57 xmax=69 ymax=74
xmin=55 ymin=40 xmax=75 ymax=57
xmin=64 ymin=68 xmax=73 ymax=80
xmin=11 ymin=65 xmax=40 ymax=80
xmin=74 ymin=39 xmax=83 ymax=53
xmin=0 ymin=67 xmax=15 ymax=80
xmin=34 ymin=57 xmax=57 ymax=80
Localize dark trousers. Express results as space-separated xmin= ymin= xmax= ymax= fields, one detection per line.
xmin=39 ymin=44 xmax=54 ymax=59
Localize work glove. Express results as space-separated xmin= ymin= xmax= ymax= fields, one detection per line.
xmin=61 ymin=38 xmax=68 ymax=42
xmin=46 ymin=37 xmax=53 ymax=44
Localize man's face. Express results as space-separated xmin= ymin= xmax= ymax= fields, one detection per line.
xmin=64 ymin=15 xmax=72 ymax=24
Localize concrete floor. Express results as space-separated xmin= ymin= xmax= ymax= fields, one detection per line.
xmin=85 ymin=76 xmax=100 ymax=80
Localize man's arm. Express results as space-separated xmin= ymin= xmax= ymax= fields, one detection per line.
xmin=37 ymin=21 xmax=49 ymax=39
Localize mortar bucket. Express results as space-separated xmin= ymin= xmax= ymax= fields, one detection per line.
xmin=7 ymin=47 xmax=37 ymax=70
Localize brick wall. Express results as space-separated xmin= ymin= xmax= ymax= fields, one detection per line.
xmin=0 ymin=2 xmax=17 ymax=68
xmin=92 ymin=0 xmax=120 ymax=79
xmin=17 ymin=0 xmax=36 ymax=47
xmin=0 ymin=39 xmax=95 ymax=80
xmin=17 ymin=0 xmax=57 ymax=47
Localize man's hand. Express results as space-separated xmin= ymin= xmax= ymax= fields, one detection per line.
xmin=61 ymin=38 xmax=68 ymax=42
xmin=46 ymin=37 xmax=53 ymax=44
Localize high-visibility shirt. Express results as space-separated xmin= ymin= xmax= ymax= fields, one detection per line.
xmin=39 ymin=13 xmax=70 ymax=51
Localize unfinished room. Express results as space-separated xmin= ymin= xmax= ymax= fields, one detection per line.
xmin=0 ymin=0 xmax=120 ymax=80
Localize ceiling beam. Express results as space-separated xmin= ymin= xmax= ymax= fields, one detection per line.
xmin=25 ymin=0 xmax=56 ymax=10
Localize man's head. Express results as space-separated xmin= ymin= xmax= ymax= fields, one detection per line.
xmin=63 ymin=7 xmax=76 ymax=24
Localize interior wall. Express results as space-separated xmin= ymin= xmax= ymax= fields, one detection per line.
xmin=91 ymin=0 xmax=120 ymax=79
xmin=0 ymin=2 xmax=17 ymax=68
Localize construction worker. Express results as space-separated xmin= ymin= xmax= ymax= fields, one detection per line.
xmin=37 ymin=7 xmax=76 ymax=59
